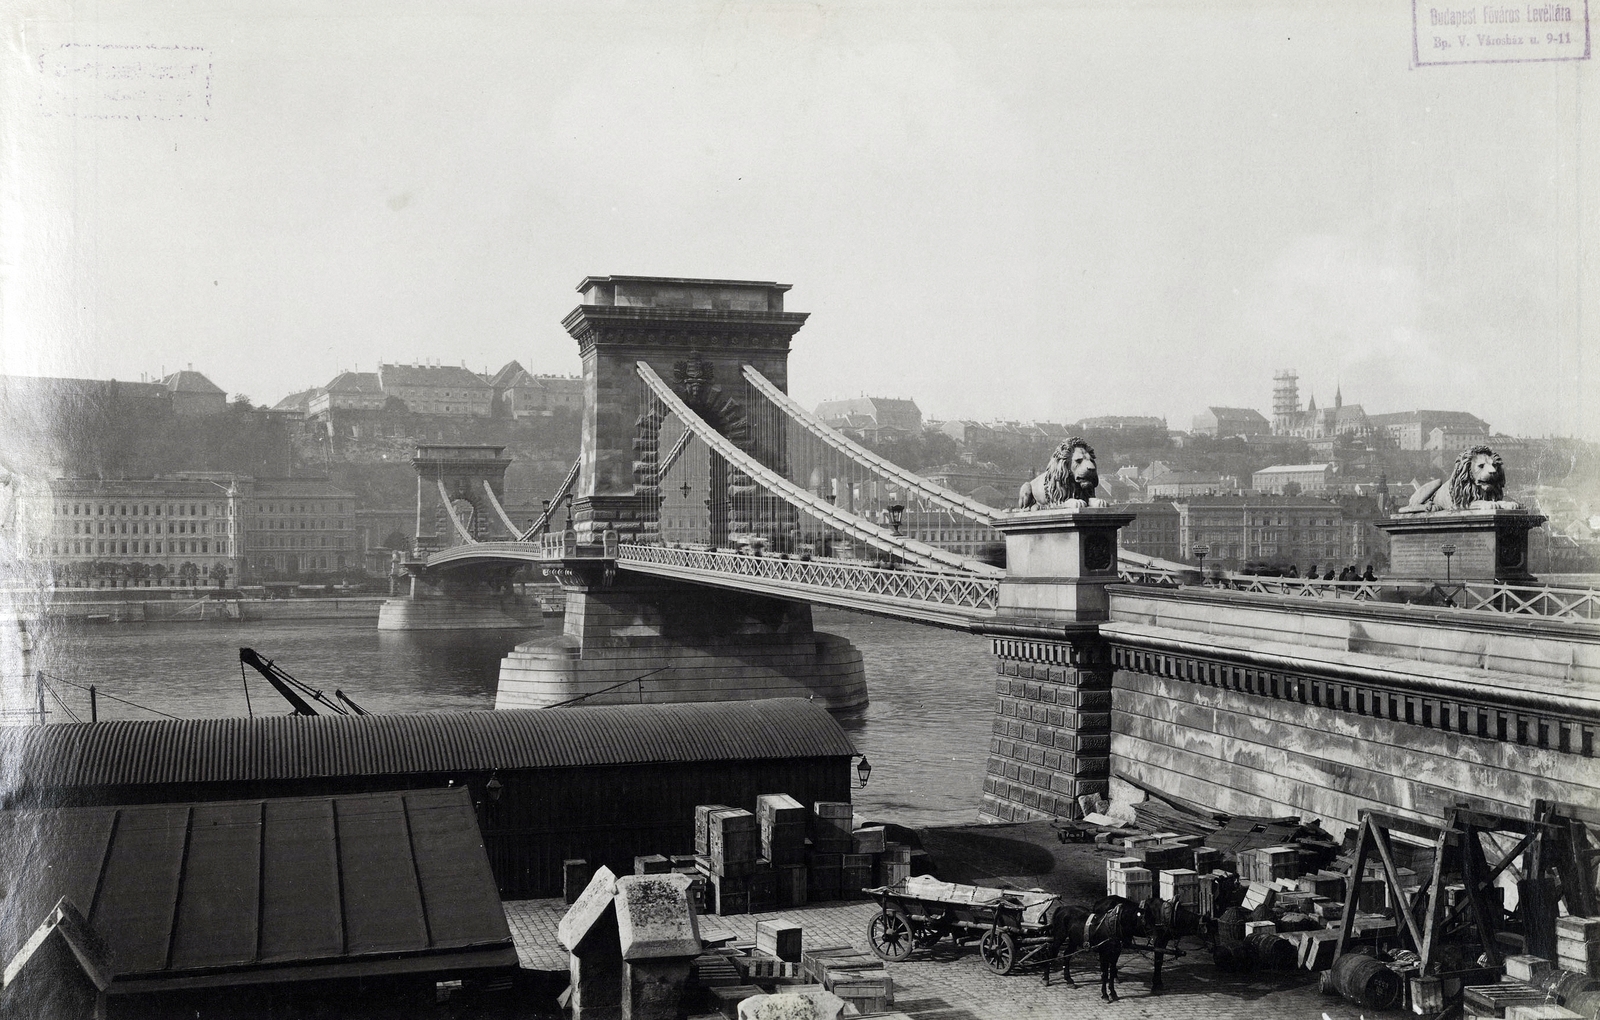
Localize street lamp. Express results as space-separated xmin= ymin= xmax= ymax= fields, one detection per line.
xmin=562 ymin=493 xmax=575 ymax=530
xmin=887 ymin=504 xmax=905 ymax=538
xmin=1192 ymin=543 xmax=1210 ymax=583
xmin=1441 ymin=542 xmax=1456 ymax=585
xmin=856 ymin=754 xmax=873 ymax=788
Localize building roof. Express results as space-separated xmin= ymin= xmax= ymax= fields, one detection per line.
xmin=0 ymin=788 xmax=513 ymax=992
xmin=160 ymin=370 xmax=225 ymax=395
xmin=1253 ymin=463 xmax=1333 ymax=475
xmin=271 ymin=389 xmax=317 ymax=411
xmin=1147 ymin=472 xmax=1236 ymax=485
xmin=1367 ymin=409 xmax=1490 ymax=430
xmin=324 ymin=371 xmax=382 ymax=393
xmin=378 ymin=364 xmax=492 ymax=389
xmin=814 ymin=397 xmax=922 ymax=429
xmin=1204 ymin=407 xmax=1270 ymax=423
xmin=4 ymin=699 xmax=856 ymax=794
xmin=488 ymin=361 xmax=526 ymax=389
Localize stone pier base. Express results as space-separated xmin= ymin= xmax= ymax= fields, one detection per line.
xmin=495 ymin=575 xmax=866 ymax=710
xmin=376 ymin=574 xmax=542 ymax=631
xmin=979 ymin=633 xmax=1114 ymax=823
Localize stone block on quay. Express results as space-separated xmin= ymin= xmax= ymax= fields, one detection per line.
xmin=560 ymin=865 xmax=621 ymax=952
xmin=615 ymin=874 xmax=702 ymax=960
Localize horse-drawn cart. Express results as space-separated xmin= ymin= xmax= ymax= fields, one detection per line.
xmin=863 ymin=876 xmax=1060 ymax=975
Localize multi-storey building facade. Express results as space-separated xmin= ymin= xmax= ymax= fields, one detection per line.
xmin=238 ymin=479 xmax=358 ymax=578
xmin=1366 ymin=410 xmax=1490 ymax=451
xmin=1191 ymin=406 xmax=1271 ymax=438
xmin=21 ymin=475 xmax=355 ymax=586
xmin=308 ymin=371 xmax=386 ymax=416
xmin=30 ymin=476 xmax=245 ymax=586
xmin=1170 ymin=494 xmax=1350 ymax=568
xmin=1116 ymin=501 xmax=1181 ymax=560
xmin=375 ymin=364 xmax=493 ymax=416
xmin=1252 ymin=463 xmax=1334 ymax=494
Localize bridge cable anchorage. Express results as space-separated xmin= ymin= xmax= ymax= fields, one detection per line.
xmin=519 ymin=457 xmax=581 ymax=541
xmin=438 ymin=478 xmax=480 ymax=545
xmin=635 ymin=361 xmax=1000 ymax=577
xmin=482 ymin=479 xmax=522 ymax=539
xmin=740 ymin=364 xmax=1001 ymax=527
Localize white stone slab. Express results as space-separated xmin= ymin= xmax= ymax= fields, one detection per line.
xmin=558 ymin=865 xmax=619 ymax=951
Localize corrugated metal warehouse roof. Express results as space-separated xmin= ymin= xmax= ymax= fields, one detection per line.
xmin=0 ymin=788 xmax=513 ymax=993
xmin=3 ymin=698 xmax=855 ymax=793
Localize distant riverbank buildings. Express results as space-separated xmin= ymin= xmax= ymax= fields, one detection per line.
xmin=291 ymin=362 xmax=582 ymax=420
xmin=18 ymin=475 xmax=357 ymax=587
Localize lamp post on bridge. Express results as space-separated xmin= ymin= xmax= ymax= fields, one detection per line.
xmin=888 ymin=504 xmax=905 ymax=538
xmin=1441 ymin=542 xmax=1456 ymax=585
xmin=1193 ymin=543 xmax=1210 ymax=585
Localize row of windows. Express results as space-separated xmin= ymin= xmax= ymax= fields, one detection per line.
xmin=55 ymin=540 xmax=224 ymax=556
xmin=57 ymin=502 xmax=219 ymax=517
xmin=254 ymin=519 xmax=345 ymax=530
xmin=250 ymin=536 xmax=347 ymax=549
xmin=252 ymin=503 xmax=349 ymax=514
xmin=68 ymin=521 xmax=214 ymax=535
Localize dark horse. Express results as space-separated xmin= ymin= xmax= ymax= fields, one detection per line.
xmin=1042 ymin=896 xmax=1202 ymax=1001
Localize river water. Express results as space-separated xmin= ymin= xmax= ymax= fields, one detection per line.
xmin=29 ymin=609 xmax=997 ymax=828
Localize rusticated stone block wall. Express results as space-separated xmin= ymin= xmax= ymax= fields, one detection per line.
xmin=979 ymin=635 xmax=1114 ymax=823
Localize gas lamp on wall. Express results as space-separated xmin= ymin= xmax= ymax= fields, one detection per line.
xmin=854 ymin=754 xmax=873 ymax=788
xmin=485 ymin=771 xmax=504 ymax=803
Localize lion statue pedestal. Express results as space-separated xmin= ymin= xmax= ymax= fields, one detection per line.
xmin=1374 ymin=509 xmax=1546 ymax=585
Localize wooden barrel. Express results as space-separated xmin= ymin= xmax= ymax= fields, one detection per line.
xmin=1211 ymin=942 xmax=1250 ymax=972
xmin=1216 ymin=906 xmax=1247 ymax=944
xmin=1564 ymin=987 xmax=1600 ymax=1019
xmin=1247 ymin=932 xmax=1298 ymax=971
xmin=1330 ymin=953 xmax=1402 ymax=1011
xmin=1537 ymin=968 xmax=1599 ymax=1005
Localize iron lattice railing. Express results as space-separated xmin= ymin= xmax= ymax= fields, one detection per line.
xmin=1204 ymin=574 xmax=1600 ymax=622
xmin=617 ymin=544 xmax=1001 ymax=611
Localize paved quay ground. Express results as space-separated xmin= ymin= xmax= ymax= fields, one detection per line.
xmin=504 ymin=818 xmax=1391 ymax=1018
xmin=503 ymin=897 xmax=1377 ymax=1018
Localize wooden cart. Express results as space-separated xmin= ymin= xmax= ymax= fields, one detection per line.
xmin=863 ymin=876 xmax=1060 ymax=975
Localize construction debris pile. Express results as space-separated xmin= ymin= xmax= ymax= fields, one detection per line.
xmin=1080 ymin=791 xmax=1600 ymax=1018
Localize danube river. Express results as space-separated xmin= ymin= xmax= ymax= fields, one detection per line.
xmin=30 ymin=609 xmax=998 ymax=827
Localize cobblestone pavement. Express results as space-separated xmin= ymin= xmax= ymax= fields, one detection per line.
xmin=503 ymin=898 xmax=1379 ymax=1019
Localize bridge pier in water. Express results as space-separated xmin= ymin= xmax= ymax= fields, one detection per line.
xmin=495 ymin=566 xmax=866 ymax=709
xmin=377 ymin=565 xmax=541 ymax=631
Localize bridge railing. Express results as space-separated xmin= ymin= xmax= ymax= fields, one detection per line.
xmin=617 ymin=544 xmax=1001 ymax=611
xmin=1197 ymin=574 xmax=1600 ymax=622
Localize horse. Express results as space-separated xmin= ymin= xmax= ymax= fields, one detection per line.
xmin=1042 ymin=896 xmax=1202 ymax=1000
xmin=1042 ymin=896 xmax=1142 ymax=1001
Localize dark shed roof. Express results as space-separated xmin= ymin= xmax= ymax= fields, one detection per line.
xmin=0 ymin=788 xmax=513 ymax=992
xmin=5 ymin=699 xmax=855 ymax=793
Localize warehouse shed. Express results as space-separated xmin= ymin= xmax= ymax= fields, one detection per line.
xmin=0 ymin=698 xmax=857 ymax=898
xmin=0 ymin=787 xmax=515 ymax=1018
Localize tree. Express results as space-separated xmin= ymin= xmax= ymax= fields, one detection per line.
xmin=1281 ymin=481 xmax=1303 ymax=497
xmin=230 ymin=394 xmax=255 ymax=412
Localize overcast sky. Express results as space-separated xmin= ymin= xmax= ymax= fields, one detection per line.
xmin=3 ymin=1 xmax=1596 ymax=438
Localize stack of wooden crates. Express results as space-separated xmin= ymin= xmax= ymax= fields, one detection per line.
xmin=690 ymin=797 xmax=912 ymax=916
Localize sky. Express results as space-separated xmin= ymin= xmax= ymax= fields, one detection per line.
xmin=2 ymin=0 xmax=1596 ymax=438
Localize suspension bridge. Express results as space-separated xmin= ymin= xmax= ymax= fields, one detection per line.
xmin=378 ymin=275 xmax=1600 ymax=832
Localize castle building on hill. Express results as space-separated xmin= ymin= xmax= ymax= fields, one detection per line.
xmin=1270 ymin=371 xmax=1369 ymax=439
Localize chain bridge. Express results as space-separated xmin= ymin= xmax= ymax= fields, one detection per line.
xmin=380 ymin=276 xmax=1600 ymax=835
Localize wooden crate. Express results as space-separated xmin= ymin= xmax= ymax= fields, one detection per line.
xmin=634 ymin=853 xmax=672 ymax=875
xmin=875 ymin=859 xmax=910 ymax=888
xmin=709 ymin=808 xmax=759 ymax=875
xmin=756 ymin=920 xmax=803 ymax=962
xmin=1159 ymin=868 xmax=1200 ymax=907
xmin=841 ymin=856 xmax=873 ymax=899
xmin=811 ymin=802 xmax=854 ymax=852
xmin=749 ymin=865 xmax=778 ymax=912
xmin=776 ymin=864 xmax=807 ymax=907
xmin=852 ymin=826 xmax=887 ymax=855
xmin=1463 ymin=983 xmax=1549 ymax=1016
xmin=695 ymin=804 xmax=735 ymax=855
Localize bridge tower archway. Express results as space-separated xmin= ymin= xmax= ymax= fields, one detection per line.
xmin=409 ymin=444 xmax=516 ymax=554
xmin=561 ymin=276 xmax=808 ymax=547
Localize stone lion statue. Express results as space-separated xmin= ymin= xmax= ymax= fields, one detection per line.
xmin=1018 ymin=437 xmax=1107 ymax=509
xmin=1399 ymin=445 xmax=1522 ymax=513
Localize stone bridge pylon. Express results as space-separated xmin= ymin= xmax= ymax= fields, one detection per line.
xmin=497 ymin=275 xmax=866 ymax=709
xmin=376 ymin=444 xmax=540 ymax=631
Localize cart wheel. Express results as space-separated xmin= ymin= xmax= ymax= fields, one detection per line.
xmin=980 ymin=928 xmax=1017 ymax=975
xmin=868 ymin=908 xmax=916 ymax=962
